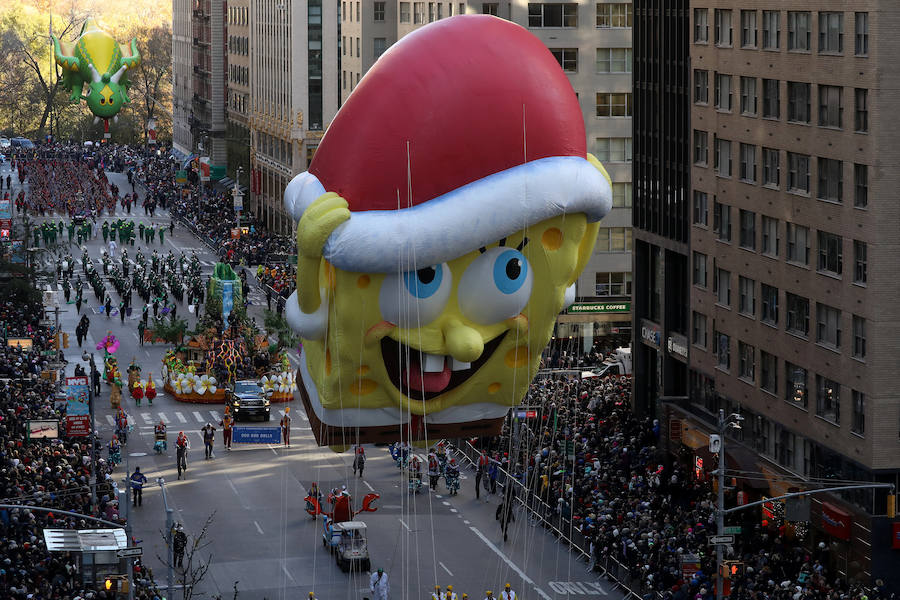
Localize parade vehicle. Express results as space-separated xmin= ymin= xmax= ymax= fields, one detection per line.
xmin=0 ymin=138 xmax=9 ymax=149
xmin=322 ymin=519 xmax=371 ymax=572
xmin=581 ymin=347 xmax=632 ymax=379
xmin=226 ymin=379 xmax=273 ymax=421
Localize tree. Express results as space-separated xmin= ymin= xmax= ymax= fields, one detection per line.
xmin=158 ymin=511 xmax=216 ymax=600
xmin=152 ymin=314 xmax=188 ymax=345
xmin=122 ymin=22 xmax=172 ymax=144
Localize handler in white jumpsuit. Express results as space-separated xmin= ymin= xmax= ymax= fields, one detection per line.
xmin=370 ymin=568 xmax=389 ymax=600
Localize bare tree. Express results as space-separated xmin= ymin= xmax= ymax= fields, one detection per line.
xmin=158 ymin=511 xmax=216 ymax=600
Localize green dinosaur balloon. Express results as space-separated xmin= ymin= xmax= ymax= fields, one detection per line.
xmin=52 ymin=19 xmax=141 ymax=122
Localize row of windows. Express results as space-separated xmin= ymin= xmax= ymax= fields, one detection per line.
xmin=694 ymin=9 xmax=868 ymax=57
xmin=694 ymin=72 xmax=868 ymax=134
xmin=694 ymin=325 xmax=866 ymax=434
xmin=595 ymin=227 xmax=632 ymax=253
xmin=694 ymin=137 xmax=868 ymax=207
xmin=342 ymin=70 xmax=361 ymax=91
xmin=229 ymin=65 xmax=249 ymax=87
xmin=525 ymin=3 xmax=633 ymax=29
xmin=398 ymin=2 xmax=466 ymax=23
xmin=595 ymin=271 xmax=632 ymax=297
xmin=228 ymin=36 xmax=249 ymax=57
xmin=596 ymin=93 xmax=632 ymax=118
xmin=229 ymin=92 xmax=247 ymax=115
xmin=693 ymin=201 xmax=868 ymax=283
xmin=549 ymin=48 xmax=632 ymax=74
xmin=228 ymin=6 xmax=248 ymax=27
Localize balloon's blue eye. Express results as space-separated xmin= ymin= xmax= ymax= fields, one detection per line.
xmin=403 ymin=265 xmax=443 ymax=299
xmin=493 ymin=250 xmax=528 ymax=295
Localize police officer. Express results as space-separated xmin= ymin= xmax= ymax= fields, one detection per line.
xmin=130 ymin=466 xmax=148 ymax=507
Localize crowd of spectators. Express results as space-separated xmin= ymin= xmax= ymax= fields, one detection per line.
xmin=478 ymin=374 xmax=890 ymax=600
xmin=256 ymin=263 xmax=296 ymax=303
xmin=0 ymin=292 xmax=164 ymax=599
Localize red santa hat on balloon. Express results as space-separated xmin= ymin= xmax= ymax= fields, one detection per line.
xmin=284 ymin=14 xmax=611 ymax=274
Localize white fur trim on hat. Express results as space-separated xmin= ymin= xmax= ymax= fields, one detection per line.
xmin=285 ymin=155 xmax=611 ymax=274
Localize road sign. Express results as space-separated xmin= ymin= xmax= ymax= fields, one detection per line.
xmin=117 ymin=547 xmax=143 ymax=558
xmin=46 ymin=362 xmax=66 ymax=370
xmin=709 ymin=535 xmax=734 ymax=545
xmin=39 ymin=319 xmax=54 ymax=327
xmin=723 ymin=526 xmax=742 ymax=535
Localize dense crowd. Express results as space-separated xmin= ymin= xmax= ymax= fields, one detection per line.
xmin=0 ymin=285 xmax=163 ymax=599
xmin=257 ymin=263 xmax=297 ymax=305
xmin=479 ymin=375 xmax=890 ymax=600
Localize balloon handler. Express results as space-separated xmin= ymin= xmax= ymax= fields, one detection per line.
xmin=283 ymin=15 xmax=612 ymax=446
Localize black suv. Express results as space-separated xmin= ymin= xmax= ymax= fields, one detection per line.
xmin=227 ymin=380 xmax=273 ymax=421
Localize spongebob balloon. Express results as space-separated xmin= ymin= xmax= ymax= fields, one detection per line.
xmin=284 ymin=15 xmax=612 ymax=446
xmin=52 ymin=19 xmax=140 ymax=123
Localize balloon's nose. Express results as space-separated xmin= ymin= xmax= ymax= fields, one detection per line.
xmin=442 ymin=319 xmax=483 ymax=363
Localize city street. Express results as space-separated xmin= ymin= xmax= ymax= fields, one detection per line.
xmin=4 ymin=161 xmax=622 ymax=600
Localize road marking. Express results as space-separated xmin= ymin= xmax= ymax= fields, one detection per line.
xmin=175 ymin=412 xmax=187 ymax=423
xmin=278 ymin=409 xmax=285 ymax=416
xmin=442 ymin=501 xmax=451 ymax=506
xmin=450 ymin=509 xmax=458 ymax=513
xmin=547 ymin=582 xmax=608 ymax=596
xmin=439 ymin=561 xmax=453 ymax=577
xmin=463 ymin=520 xmax=470 ymax=525
xmin=434 ymin=495 xmax=442 ymax=499
xmin=141 ymin=413 xmax=152 ymax=424
xmin=363 ymin=480 xmax=375 ymax=492
xmin=106 ymin=415 xmax=115 ymax=427
xmin=399 ymin=518 xmax=411 ymax=532
xmin=210 ymin=410 xmax=221 ymax=422
xmin=192 ymin=411 xmax=203 ymax=422
xmin=281 ymin=562 xmax=295 ymax=582
xmin=469 ymin=526 xmax=552 ymax=600
xmin=253 ymin=521 xmax=264 ymax=535
xmin=159 ymin=413 xmax=170 ymax=423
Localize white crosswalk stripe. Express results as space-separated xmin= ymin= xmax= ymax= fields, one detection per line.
xmin=298 ymin=412 xmax=309 ymax=421
xmin=141 ymin=412 xmax=152 ymax=424
xmin=159 ymin=412 xmax=170 ymax=423
xmin=192 ymin=411 xmax=203 ymax=422
xmin=175 ymin=411 xmax=187 ymax=423
xmin=210 ymin=410 xmax=222 ymax=422
xmin=106 ymin=415 xmax=115 ymax=427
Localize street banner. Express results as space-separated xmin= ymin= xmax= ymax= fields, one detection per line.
xmin=175 ymin=170 xmax=187 ymax=184
xmin=200 ymin=157 xmax=211 ymax=182
xmin=0 ymin=200 xmax=11 ymax=220
xmin=232 ymin=426 xmax=281 ymax=445
xmin=10 ymin=240 xmax=24 ymax=263
xmin=65 ymin=376 xmax=91 ymax=437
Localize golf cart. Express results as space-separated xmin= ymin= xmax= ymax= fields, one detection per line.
xmin=322 ymin=518 xmax=371 ymax=572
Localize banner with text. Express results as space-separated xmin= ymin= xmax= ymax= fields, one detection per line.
xmin=232 ymin=426 xmax=281 ymax=445
xmin=65 ymin=376 xmax=91 ymax=436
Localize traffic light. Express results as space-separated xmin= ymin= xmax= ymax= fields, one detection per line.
xmin=50 ymin=334 xmax=59 ymax=350
xmin=104 ymin=576 xmax=117 ymax=592
xmin=730 ymin=562 xmax=745 ymax=578
xmin=63 ymin=333 xmax=69 ymax=348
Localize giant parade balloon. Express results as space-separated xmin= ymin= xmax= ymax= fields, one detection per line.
xmin=283 ymin=15 xmax=612 ymax=446
xmin=53 ymin=19 xmax=141 ymax=124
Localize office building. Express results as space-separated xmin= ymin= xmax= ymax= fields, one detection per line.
xmin=226 ymin=0 xmax=251 ymax=189
xmin=172 ymin=0 xmax=193 ymax=155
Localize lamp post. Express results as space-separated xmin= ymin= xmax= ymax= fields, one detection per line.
xmin=715 ymin=409 xmax=744 ymax=600
xmin=232 ymin=166 xmax=244 ymax=231
xmin=82 ymin=351 xmax=98 ymax=514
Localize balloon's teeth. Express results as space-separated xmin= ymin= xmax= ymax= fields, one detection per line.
xmin=422 ymin=353 xmax=445 ymax=373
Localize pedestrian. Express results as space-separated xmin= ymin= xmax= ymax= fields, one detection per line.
xmin=104 ymin=296 xmax=112 ymax=319
xmin=201 ymin=422 xmax=216 ymax=459
xmin=501 ymin=584 xmax=515 ymax=600
xmin=176 ymin=431 xmax=188 ymax=479
xmin=137 ymin=320 xmax=146 ymax=346
xmin=475 ymin=451 xmax=488 ymax=500
xmin=92 ymin=365 xmax=101 ymax=396
xmin=280 ymin=407 xmax=292 ymax=447
xmin=220 ymin=409 xmax=233 ymax=450
xmin=353 ymin=444 xmax=366 ymax=478
xmin=130 ymin=466 xmax=148 ymax=507
xmin=173 ymin=524 xmax=187 ymax=568
xmin=369 ymin=568 xmax=389 ymax=600
xmin=488 ymin=458 xmax=498 ymax=494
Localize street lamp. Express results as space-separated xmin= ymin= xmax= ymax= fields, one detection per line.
xmin=82 ymin=351 xmax=98 ymax=514
xmin=232 ymin=166 xmax=244 ymax=231
xmin=715 ymin=409 xmax=744 ymax=600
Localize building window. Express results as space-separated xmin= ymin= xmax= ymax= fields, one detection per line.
xmin=762 ymin=10 xmax=780 ymax=49
xmin=374 ymin=1 xmax=385 ymax=21
xmin=787 ymin=11 xmax=811 ymax=51
xmin=740 ymin=77 xmax=757 ymax=115
xmin=356 ymin=36 xmax=360 ymax=57
xmin=762 ymin=79 xmax=780 ymax=119
xmin=854 ymin=88 xmax=868 ymax=133
xmin=596 ymin=93 xmax=632 ymax=117
xmin=817 ymin=230 xmax=843 ymax=276
xmin=786 ymin=362 xmax=808 ymax=407
xmin=612 ymin=183 xmax=632 ymax=207
xmin=740 ymin=10 xmax=757 ymax=48
xmin=714 ymin=201 xmax=732 ymax=242
xmin=855 ymin=12 xmax=868 ymax=56
xmin=595 ymin=272 xmax=633 ymax=297
xmin=715 ymin=9 xmax=733 ymax=47
xmin=739 ymin=144 xmax=757 ymax=183
xmin=373 ymin=37 xmax=387 ymax=59
xmin=761 ymin=216 xmax=779 ymax=257
xmin=739 ymin=276 xmax=756 ymax=316
xmin=786 ymin=223 xmax=810 ymax=265
xmin=716 ymin=331 xmax=731 ymax=370
xmin=692 ymin=311 xmax=708 ymax=348
xmin=459 ymin=3 xmax=465 ymax=15
xmin=529 ymin=3 xmax=577 ymax=27
xmin=715 ymin=267 xmax=731 ymax=307
xmin=816 ymin=375 xmax=840 ymax=424
xmin=693 ymin=190 xmax=709 ymax=226
xmin=761 ymin=283 xmax=778 ymax=325
xmin=816 ymin=303 xmax=842 ymax=349
xmin=818 ymin=85 xmax=843 ymax=128
xmin=597 ymin=3 xmax=632 ymax=28
xmin=761 ymin=350 xmax=777 ymax=393
xmin=715 ymin=73 xmax=733 ymax=111
xmin=816 ymin=158 xmax=843 ymax=203
xmin=595 ymin=137 xmax=632 ymax=162
xmin=852 ymin=315 xmax=866 ymax=360
xmin=715 ymin=137 xmax=732 ymax=177
xmin=596 ymin=48 xmax=632 ymax=73
xmin=739 ymin=341 xmax=755 ymax=381
xmin=694 ymin=8 xmax=709 ymax=43
xmin=854 ymin=164 xmax=868 ymax=208
xmin=786 ymin=292 xmax=810 ymax=336
xmin=413 ymin=2 xmax=425 ymax=23
xmin=550 ymin=48 xmax=578 ymax=72
xmin=787 ymin=82 xmax=811 ymax=123
xmin=356 ymin=1 xmax=360 ymax=20
xmin=596 ymin=227 xmax=632 ymax=252
xmin=692 ymin=251 xmax=707 ymax=287
xmin=482 ymin=3 xmax=498 ymax=16
xmin=787 ymin=152 xmax=810 ymax=194
xmin=693 ymin=130 xmax=708 ymax=165
xmin=739 ymin=209 xmax=756 ymax=250
xmin=818 ymin=12 xmax=843 ymax=54
xmin=851 ymin=390 xmax=865 ymax=435
xmin=694 ymin=69 xmax=709 ymax=104
xmin=853 ymin=240 xmax=867 ymax=285
xmin=400 ymin=2 xmax=410 ymax=22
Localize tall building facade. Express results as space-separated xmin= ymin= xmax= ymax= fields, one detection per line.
xmin=688 ymin=2 xmax=899 ymax=584
xmin=190 ymin=0 xmax=227 ymax=179
xmin=249 ymin=0 xmax=340 ymax=234
xmin=631 ymin=0 xmax=690 ymax=416
xmin=226 ymin=0 xmax=251 ymax=189
xmin=340 ymin=0 xmax=634 ymax=352
xmin=172 ymin=0 xmax=193 ymax=155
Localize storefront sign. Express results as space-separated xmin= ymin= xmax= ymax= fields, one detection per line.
xmin=640 ymin=319 xmax=661 ymax=348
xmin=232 ymin=426 xmax=281 ymax=445
xmin=65 ymin=376 xmax=91 ymax=437
xmin=820 ymin=502 xmax=852 ymax=541
xmin=667 ymin=333 xmax=688 ymax=359
xmin=567 ymin=302 xmax=631 ymax=314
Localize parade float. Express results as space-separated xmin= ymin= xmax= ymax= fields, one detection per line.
xmin=161 ymin=262 xmax=296 ymax=404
